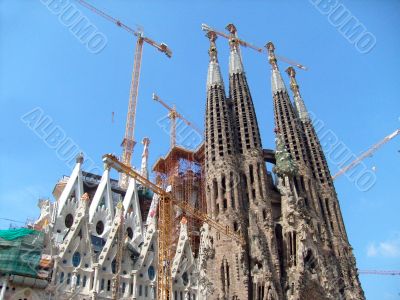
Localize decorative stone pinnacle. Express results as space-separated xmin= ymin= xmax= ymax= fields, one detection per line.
xmin=76 ymin=152 xmax=84 ymax=164
xmin=207 ymin=31 xmax=218 ymax=61
xmin=81 ymin=192 xmax=90 ymax=202
xmin=116 ymin=201 xmax=124 ymax=210
xmin=103 ymin=162 xmax=111 ymax=170
xmin=225 ymin=23 xmax=237 ymax=35
xmin=265 ymin=41 xmax=278 ymax=70
xmin=142 ymin=137 xmax=150 ymax=146
xmin=286 ymin=66 xmax=300 ymax=97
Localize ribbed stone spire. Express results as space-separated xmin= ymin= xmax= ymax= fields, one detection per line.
xmin=206 ymin=32 xmax=223 ymax=88
xmin=140 ymin=137 xmax=150 ymax=179
xmin=266 ymin=42 xmax=286 ymax=93
xmin=286 ymin=67 xmax=309 ymax=122
xmin=226 ymin=24 xmax=244 ymax=75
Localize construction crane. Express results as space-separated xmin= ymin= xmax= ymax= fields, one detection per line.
xmin=359 ymin=270 xmax=400 ymax=276
xmin=201 ymin=23 xmax=308 ymax=70
xmin=333 ymin=129 xmax=400 ymax=179
xmin=152 ymin=93 xmax=203 ymax=149
xmin=77 ymin=0 xmax=172 ymax=188
xmin=102 ymin=153 xmax=244 ymax=300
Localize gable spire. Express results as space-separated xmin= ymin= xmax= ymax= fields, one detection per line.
xmin=286 ymin=66 xmax=309 ymax=122
xmin=226 ymin=23 xmax=244 ymax=75
xmin=140 ymin=137 xmax=150 ymax=179
xmin=266 ymin=41 xmax=286 ymax=93
xmin=206 ymin=31 xmax=223 ymax=88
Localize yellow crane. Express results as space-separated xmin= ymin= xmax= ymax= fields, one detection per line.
xmin=77 ymin=0 xmax=172 ymax=188
xmin=152 ymin=93 xmax=203 ymax=149
xmin=201 ymin=23 xmax=308 ymax=70
xmin=333 ymin=129 xmax=400 ymax=179
xmin=102 ymin=153 xmax=245 ymax=300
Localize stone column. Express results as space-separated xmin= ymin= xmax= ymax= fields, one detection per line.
xmin=71 ymin=270 xmax=77 ymax=292
xmin=184 ymin=287 xmax=190 ymax=300
xmin=92 ymin=264 xmax=99 ymax=294
xmin=131 ymin=270 xmax=138 ymax=299
xmin=150 ymin=282 xmax=156 ymax=299
xmin=0 ymin=277 xmax=7 ymax=300
xmin=50 ymin=258 xmax=59 ymax=285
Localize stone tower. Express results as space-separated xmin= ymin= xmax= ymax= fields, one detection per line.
xmin=202 ymin=31 xmax=251 ymax=300
xmin=200 ymin=29 xmax=282 ymax=299
xmin=266 ymin=42 xmax=364 ymax=299
xmin=286 ymin=66 xmax=365 ymax=300
xmin=227 ymin=25 xmax=282 ymax=299
xmin=199 ymin=26 xmax=364 ymax=299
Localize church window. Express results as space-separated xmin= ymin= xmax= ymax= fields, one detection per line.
xmin=72 ymin=252 xmax=81 ymax=267
xmin=126 ymin=227 xmax=133 ymax=239
xmin=139 ymin=285 xmax=143 ymax=296
xmin=111 ymin=259 xmax=117 ymax=274
xmin=182 ymin=271 xmax=189 ymax=286
xmin=148 ymin=266 xmax=156 ymax=280
xmin=65 ymin=214 xmax=73 ymax=228
xmin=96 ymin=221 xmax=104 ymax=235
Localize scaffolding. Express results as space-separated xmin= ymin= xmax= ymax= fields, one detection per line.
xmin=153 ymin=144 xmax=206 ymax=257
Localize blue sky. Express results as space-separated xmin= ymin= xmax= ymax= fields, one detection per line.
xmin=1 ymin=0 xmax=399 ymax=298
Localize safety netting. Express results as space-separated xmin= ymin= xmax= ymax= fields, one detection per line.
xmin=0 ymin=228 xmax=44 ymax=277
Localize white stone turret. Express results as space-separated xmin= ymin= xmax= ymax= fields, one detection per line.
xmin=140 ymin=137 xmax=150 ymax=179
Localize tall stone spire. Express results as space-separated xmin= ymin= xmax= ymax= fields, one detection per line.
xmin=228 ymin=24 xmax=262 ymax=153
xmin=227 ymin=25 xmax=283 ymax=299
xmin=286 ymin=67 xmax=309 ymax=122
xmin=226 ymin=24 xmax=244 ymax=75
xmin=140 ymin=137 xmax=150 ymax=179
xmin=266 ymin=42 xmax=308 ymax=167
xmin=266 ymin=42 xmax=286 ymax=93
xmin=202 ymin=31 xmax=251 ymax=299
xmin=206 ymin=32 xmax=223 ymax=88
xmin=285 ymin=67 xmax=365 ymax=300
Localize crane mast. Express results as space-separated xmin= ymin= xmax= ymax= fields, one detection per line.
xmin=333 ymin=129 xmax=400 ymax=179
xmin=76 ymin=0 xmax=172 ymax=189
xmin=152 ymin=93 xmax=203 ymax=149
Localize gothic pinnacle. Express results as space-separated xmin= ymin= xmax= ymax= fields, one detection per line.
xmin=226 ymin=23 xmax=244 ymax=75
xmin=206 ymin=31 xmax=223 ymax=88
xmin=286 ymin=66 xmax=309 ymax=122
xmin=265 ymin=41 xmax=286 ymax=93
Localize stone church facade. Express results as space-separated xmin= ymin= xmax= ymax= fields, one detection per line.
xmin=198 ymin=27 xmax=364 ymax=300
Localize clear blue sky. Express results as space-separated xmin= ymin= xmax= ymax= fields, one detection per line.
xmin=1 ymin=0 xmax=399 ymax=298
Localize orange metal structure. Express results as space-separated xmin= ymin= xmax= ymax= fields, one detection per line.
xmin=102 ymin=153 xmax=244 ymax=300
xmin=153 ymin=145 xmax=206 ymax=258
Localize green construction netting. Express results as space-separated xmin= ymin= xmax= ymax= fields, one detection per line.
xmin=0 ymin=228 xmax=44 ymax=277
xmin=0 ymin=228 xmax=37 ymax=241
